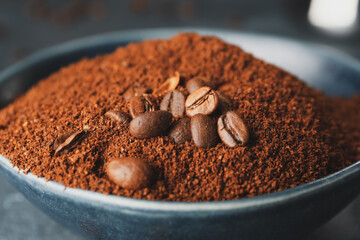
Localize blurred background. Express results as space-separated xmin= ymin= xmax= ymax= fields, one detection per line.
xmin=0 ymin=0 xmax=360 ymax=239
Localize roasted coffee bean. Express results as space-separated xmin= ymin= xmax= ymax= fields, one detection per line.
xmin=130 ymin=110 xmax=172 ymax=138
xmin=53 ymin=130 xmax=85 ymax=156
xmin=105 ymin=110 xmax=132 ymax=125
xmin=123 ymin=86 xmax=152 ymax=101
xmin=191 ymin=114 xmax=218 ymax=148
xmin=185 ymin=86 xmax=219 ymax=117
xmin=160 ymin=90 xmax=186 ymax=117
xmin=185 ymin=76 xmax=213 ymax=94
xmin=106 ymin=157 xmax=154 ymax=190
xmin=216 ymin=91 xmax=232 ymax=114
xmin=153 ymin=71 xmax=180 ymax=95
xmin=217 ymin=83 xmax=234 ymax=94
xmin=168 ymin=118 xmax=191 ymax=144
xmin=218 ymin=111 xmax=249 ymax=147
xmin=129 ymin=95 xmax=156 ymax=118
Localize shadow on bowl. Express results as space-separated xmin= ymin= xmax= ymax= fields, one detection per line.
xmin=0 ymin=28 xmax=360 ymax=240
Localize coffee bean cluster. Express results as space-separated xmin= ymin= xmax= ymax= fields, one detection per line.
xmin=104 ymin=74 xmax=250 ymax=190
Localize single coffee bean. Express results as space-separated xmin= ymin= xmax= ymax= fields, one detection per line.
xmin=129 ymin=94 xmax=157 ymax=118
xmin=168 ymin=118 xmax=191 ymax=144
xmin=185 ymin=86 xmax=219 ymax=117
xmin=160 ymin=90 xmax=186 ymax=117
xmin=106 ymin=157 xmax=153 ymax=190
xmin=130 ymin=111 xmax=172 ymax=139
xmin=216 ymin=91 xmax=233 ymax=114
xmin=53 ymin=130 xmax=85 ymax=156
xmin=191 ymin=114 xmax=218 ymax=148
xmin=217 ymin=83 xmax=234 ymax=94
xmin=186 ymin=77 xmax=208 ymax=94
xmin=186 ymin=77 xmax=216 ymax=94
xmin=123 ymin=86 xmax=152 ymax=101
xmin=105 ymin=110 xmax=132 ymax=125
xmin=153 ymin=71 xmax=180 ymax=95
xmin=218 ymin=111 xmax=249 ymax=147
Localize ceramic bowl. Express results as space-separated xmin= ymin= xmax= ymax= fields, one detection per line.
xmin=0 ymin=28 xmax=360 ymax=240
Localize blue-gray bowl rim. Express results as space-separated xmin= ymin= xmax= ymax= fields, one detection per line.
xmin=0 ymin=27 xmax=360 ymax=213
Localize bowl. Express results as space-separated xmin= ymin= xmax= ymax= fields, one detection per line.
xmin=0 ymin=28 xmax=360 ymax=240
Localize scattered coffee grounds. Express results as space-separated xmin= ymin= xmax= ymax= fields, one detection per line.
xmin=0 ymin=33 xmax=359 ymax=201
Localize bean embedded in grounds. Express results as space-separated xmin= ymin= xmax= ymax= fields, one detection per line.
xmin=129 ymin=94 xmax=157 ymax=118
xmin=153 ymin=71 xmax=180 ymax=95
xmin=123 ymin=86 xmax=152 ymax=101
xmin=216 ymin=91 xmax=233 ymax=114
xmin=106 ymin=157 xmax=154 ymax=190
xmin=168 ymin=118 xmax=192 ymax=144
xmin=53 ymin=130 xmax=85 ymax=156
xmin=185 ymin=86 xmax=219 ymax=117
xmin=191 ymin=114 xmax=219 ymax=148
xmin=186 ymin=77 xmax=209 ymax=94
xmin=160 ymin=89 xmax=186 ymax=117
xmin=129 ymin=110 xmax=173 ymax=138
xmin=218 ymin=111 xmax=249 ymax=147
xmin=105 ymin=110 xmax=132 ymax=125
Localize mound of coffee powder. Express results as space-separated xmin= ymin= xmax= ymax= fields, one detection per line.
xmin=0 ymin=33 xmax=359 ymax=201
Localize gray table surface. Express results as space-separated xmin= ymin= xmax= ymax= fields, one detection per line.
xmin=1 ymin=1 xmax=360 ymax=239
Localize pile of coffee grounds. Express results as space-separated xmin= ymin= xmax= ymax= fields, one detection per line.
xmin=0 ymin=33 xmax=359 ymax=201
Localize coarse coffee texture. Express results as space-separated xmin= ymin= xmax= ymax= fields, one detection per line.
xmin=0 ymin=33 xmax=359 ymax=201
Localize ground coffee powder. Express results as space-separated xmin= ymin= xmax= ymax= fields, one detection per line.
xmin=0 ymin=33 xmax=359 ymax=201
